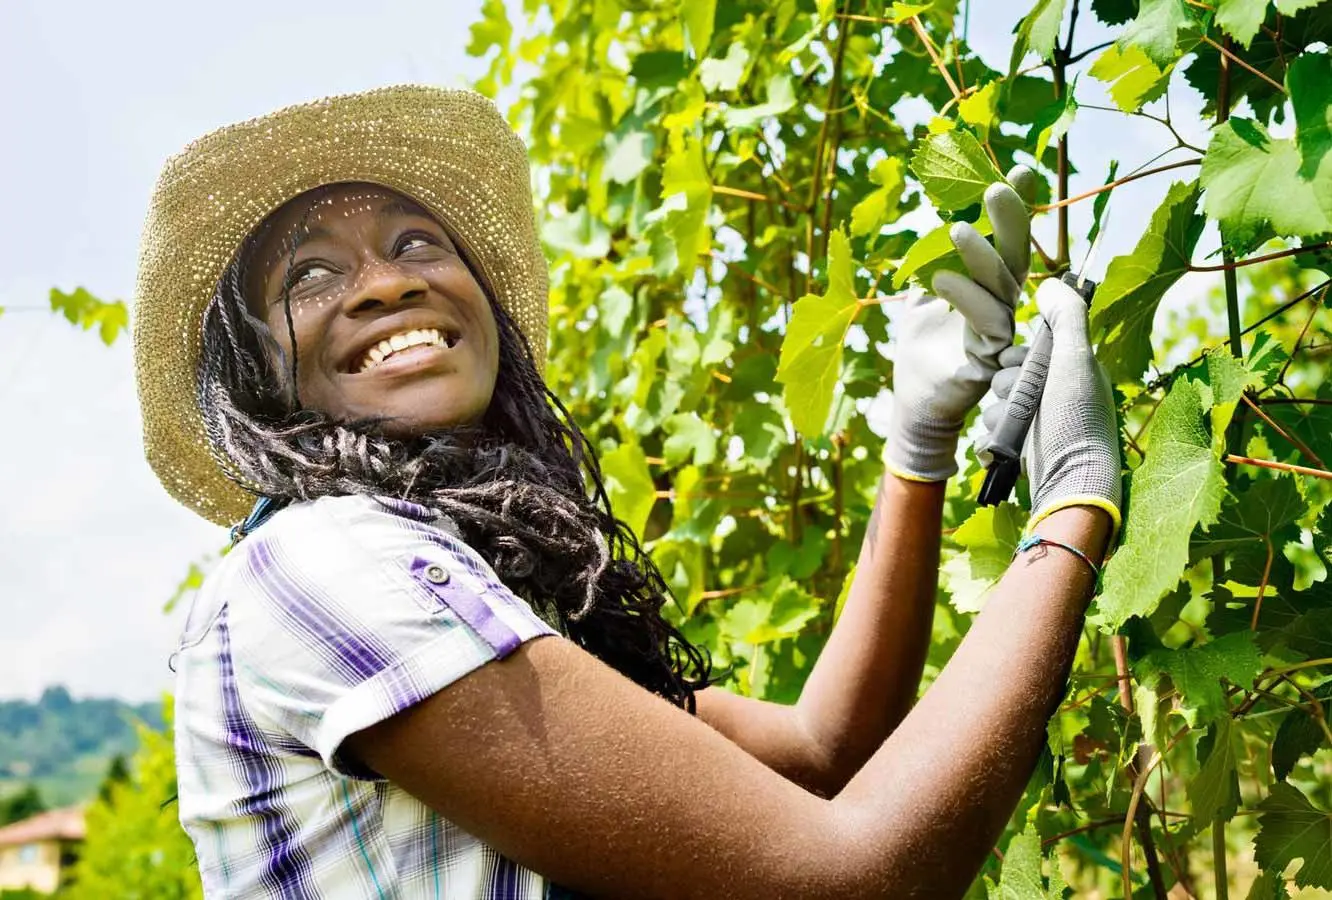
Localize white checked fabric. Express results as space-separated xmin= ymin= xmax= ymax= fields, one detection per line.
xmin=173 ymin=494 xmax=560 ymax=899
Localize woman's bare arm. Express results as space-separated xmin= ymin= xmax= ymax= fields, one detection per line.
xmin=347 ymin=506 xmax=1109 ymax=899
xmin=694 ymin=474 xmax=945 ymax=795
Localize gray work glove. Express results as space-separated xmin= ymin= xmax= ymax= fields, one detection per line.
xmin=982 ymin=278 xmax=1122 ymax=532
xmin=884 ymin=165 xmax=1035 ymax=483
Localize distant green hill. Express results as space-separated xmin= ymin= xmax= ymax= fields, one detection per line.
xmin=0 ymin=687 xmax=164 ymax=807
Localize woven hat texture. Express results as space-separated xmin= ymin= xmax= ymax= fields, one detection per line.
xmin=134 ymin=85 xmax=549 ymax=526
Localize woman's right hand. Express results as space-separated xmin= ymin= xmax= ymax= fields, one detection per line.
xmin=982 ymin=276 xmax=1123 ymax=534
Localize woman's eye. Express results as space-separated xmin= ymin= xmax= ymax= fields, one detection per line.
xmin=397 ymin=235 xmax=434 ymax=254
xmin=295 ymin=264 xmax=334 ymax=284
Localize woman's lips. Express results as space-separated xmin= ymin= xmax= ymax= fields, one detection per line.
xmin=351 ymin=340 xmax=459 ymax=377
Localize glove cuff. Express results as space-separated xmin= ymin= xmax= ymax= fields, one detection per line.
xmin=884 ymin=418 xmax=962 ymax=483
xmin=1029 ymin=495 xmax=1122 ymax=543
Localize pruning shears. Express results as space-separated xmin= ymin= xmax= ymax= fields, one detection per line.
xmin=977 ymin=203 xmax=1111 ymax=507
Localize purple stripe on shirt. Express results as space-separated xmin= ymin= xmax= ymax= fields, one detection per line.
xmin=489 ymin=851 xmax=522 ymax=900
xmin=247 ymin=537 xmax=396 ymax=682
xmin=409 ymin=557 xmax=524 ymax=657
xmin=217 ymin=609 xmax=317 ymax=900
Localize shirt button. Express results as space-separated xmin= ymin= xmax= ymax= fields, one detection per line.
xmin=424 ymin=564 xmax=450 ymax=585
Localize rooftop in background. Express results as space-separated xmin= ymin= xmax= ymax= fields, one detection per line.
xmin=0 ymin=807 xmax=85 ymax=848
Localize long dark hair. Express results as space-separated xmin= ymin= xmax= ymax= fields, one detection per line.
xmin=196 ymin=196 xmax=711 ymax=711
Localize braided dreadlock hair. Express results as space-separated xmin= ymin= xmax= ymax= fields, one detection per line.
xmin=195 ymin=198 xmax=712 ymax=712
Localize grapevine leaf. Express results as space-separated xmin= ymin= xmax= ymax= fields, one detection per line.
xmin=660 ymin=139 xmax=714 ymax=276
xmin=1200 ymin=118 xmax=1332 ymax=252
xmin=1277 ymin=0 xmax=1323 ymax=11
xmin=851 ymin=157 xmax=907 ymax=238
xmin=910 ymin=129 xmax=1005 ymax=212
xmin=1120 ymin=0 xmax=1193 ymax=68
xmin=987 ymin=820 xmax=1065 ymax=900
xmin=722 ymin=73 xmax=796 ymax=129
xmin=1244 ymin=871 xmax=1292 ymax=900
xmin=1027 ymin=83 xmax=1079 ymax=163
xmin=1254 ymin=782 xmax=1332 ymax=890
xmin=600 ymin=442 xmax=656 ymax=537
xmin=1087 ymin=161 xmax=1120 ymax=246
xmin=776 ymin=230 xmax=861 ymax=436
xmin=1010 ymin=0 xmax=1068 ymax=70
xmin=1095 ymin=378 xmax=1226 ymax=628
xmin=699 ymin=41 xmax=750 ymax=93
xmin=1092 ymin=0 xmax=1139 ymax=25
xmin=892 ymin=214 xmax=994 ymax=289
xmin=1272 ymin=680 xmax=1332 ymax=780
xmin=1089 ymin=44 xmax=1172 ymax=113
xmin=1216 ymin=0 xmax=1274 ymax=48
xmin=630 ymin=50 xmax=689 ymax=88
xmin=1138 ymin=633 xmax=1262 ymax=727
xmin=1190 ymin=717 xmax=1241 ymax=822
xmin=662 ymin=413 xmax=718 ymax=466
xmin=1267 ymin=385 xmax=1332 ymax=468
xmin=680 ymin=0 xmax=716 ymax=59
xmin=49 ymin=287 xmax=129 ymax=346
xmin=958 ymin=80 xmax=1001 ymax=142
xmin=722 ymin=577 xmax=821 ymax=645
xmin=1090 ymin=181 xmax=1204 ymax=383
xmin=466 ymin=0 xmax=512 ymax=56
xmin=1196 ymin=348 xmax=1259 ymax=447
xmin=1289 ymin=51 xmax=1332 ymax=179
xmin=605 ymin=131 xmax=657 ymax=185
xmin=941 ymin=503 xmax=1028 ymax=614
xmin=1189 ymin=476 xmax=1306 ymax=562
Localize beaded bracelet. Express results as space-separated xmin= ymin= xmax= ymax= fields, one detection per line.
xmin=1013 ymin=534 xmax=1103 ymax=591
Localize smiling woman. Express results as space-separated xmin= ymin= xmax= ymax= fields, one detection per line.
xmin=136 ymin=85 xmax=1122 ymax=900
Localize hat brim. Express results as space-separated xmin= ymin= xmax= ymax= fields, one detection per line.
xmin=134 ymin=86 xmax=549 ymax=526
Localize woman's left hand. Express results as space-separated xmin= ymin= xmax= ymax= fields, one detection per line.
xmin=883 ymin=165 xmax=1036 ymax=483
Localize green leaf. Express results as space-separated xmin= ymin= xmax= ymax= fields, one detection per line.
xmin=776 ymin=230 xmax=862 ymax=436
xmin=681 ymin=0 xmax=716 ymax=59
xmin=1090 ymin=181 xmax=1204 ymax=383
xmin=722 ymin=73 xmax=796 ymax=129
xmin=1136 ymin=632 xmax=1263 ymax=726
xmin=1095 ymin=378 xmax=1226 ymax=628
xmin=987 ymin=820 xmax=1066 ymax=900
xmin=699 ymin=41 xmax=750 ymax=93
xmin=604 ymin=131 xmax=657 ymax=185
xmin=958 ymin=81 xmax=1001 ymax=142
xmin=1277 ymin=0 xmax=1323 ymax=11
xmin=850 ymin=157 xmax=907 ymax=238
xmin=660 ymin=139 xmax=715 ymax=276
xmin=630 ymin=50 xmax=689 ymax=88
xmin=1092 ymin=0 xmax=1139 ymax=25
xmin=1216 ymin=0 xmax=1274 ymax=47
xmin=941 ymin=503 xmax=1028 ymax=613
xmin=600 ymin=442 xmax=656 ymax=537
xmin=910 ymin=129 xmax=1005 ymax=212
xmin=892 ymin=215 xmax=994 ymax=289
xmin=1254 ymin=782 xmax=1332 ymax=890
xmin=1272 ymin=680 xmax=1332 ymax=780
xmin=466 ymin=0 xmax=512 ymax=57
xmin=1010 ymin=0 xmax=1068 ymax=70
xmin=49 ymin=287 xmax=129 ymax=346
xmin=1202 ymin=118 xmax=1332 ymax=253
xmin=1190 ymin=717 xmax=1241 ymax=822
xmin=1197 ymin=348 xmax=1259 ymax=446
xmin=662 ymin=412 xmax=718 ymax=466
xmin=1089 ymin=43 xmax=1172 ymax=113
xmin=1087 ymin=161 xmax=1120 ymax=246
xmin=722 ymin=577 xmax=822 ymax=645
xmin=1190 ymin=476 xmax=1306 ymax=562
xmin=1245 ymin=870 xmax=1293 ymax=900
xmin=1120 ymin=0 xmax=1192 ymax=68
xmin=1289 ymin=51 xmax=1332 ymax=179
xmin=1027 ymin=83 xmax=1079 ymax=163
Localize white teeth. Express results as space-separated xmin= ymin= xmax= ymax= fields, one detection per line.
xmin=356 ymin=328 xmax=452 ymax=372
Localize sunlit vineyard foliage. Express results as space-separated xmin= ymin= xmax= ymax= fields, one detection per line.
xmin=465 ymin=0 xmax=1332 ymax=895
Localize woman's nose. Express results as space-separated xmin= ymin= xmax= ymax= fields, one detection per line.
xmin=343 ymin=260 xmax=429 ymax=315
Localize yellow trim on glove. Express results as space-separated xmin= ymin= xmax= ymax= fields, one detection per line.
xmin=883 ymin=460 xmax=950 ymax=485
xmin=1028 ymin=495 xmax=1122 ymax=543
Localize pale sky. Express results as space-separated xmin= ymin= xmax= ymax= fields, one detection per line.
xmin=0 ymin=2 xmax=1216 ymax=702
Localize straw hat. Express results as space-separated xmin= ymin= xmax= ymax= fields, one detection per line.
xmin=134 ymin=85 xmax=549 ymax=527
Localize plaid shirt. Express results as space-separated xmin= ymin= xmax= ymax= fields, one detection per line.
xmin=173 ymin=494 xmax=558 ymax=899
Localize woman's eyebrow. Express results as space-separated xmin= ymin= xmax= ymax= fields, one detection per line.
xmin=378 ymin=198 xmax=434 ymax=222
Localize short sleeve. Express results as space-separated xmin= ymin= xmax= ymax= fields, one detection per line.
xmin=224 ymin=496 xmax=557 ymax=776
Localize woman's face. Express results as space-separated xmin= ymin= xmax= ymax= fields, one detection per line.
xmin=245 ymin=183 xmax=500 ymax=434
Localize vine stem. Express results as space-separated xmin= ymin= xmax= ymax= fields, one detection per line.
xmin=1111 ymin=636 xmax=1170 ymax=900
xmin=1225 ymin=454 xmax=1332 ymax=481
xmin=1239 ymin=393 xmax=1328 ymax=469
xmin=1199 ymin=33 xmax=1287 ymax=93
xmin=1033 ymin=159 xmax=1202 ymax=211
xmin=1189 ymin=240 xmax=1332 ymax=272
xmin=908 ymin=17 xmax=962 ymax=100
xmin=713 ymin=184 xmax=806 ymax=213
xmin=1212 ymin=819 xmax=1230 ymax=900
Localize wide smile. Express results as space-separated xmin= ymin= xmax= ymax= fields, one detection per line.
xmin=351 ymin=327 xmax=461 ymax=375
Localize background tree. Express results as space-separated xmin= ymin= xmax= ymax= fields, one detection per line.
xmin=467 ymin=0 xmax=1332 ymax=895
